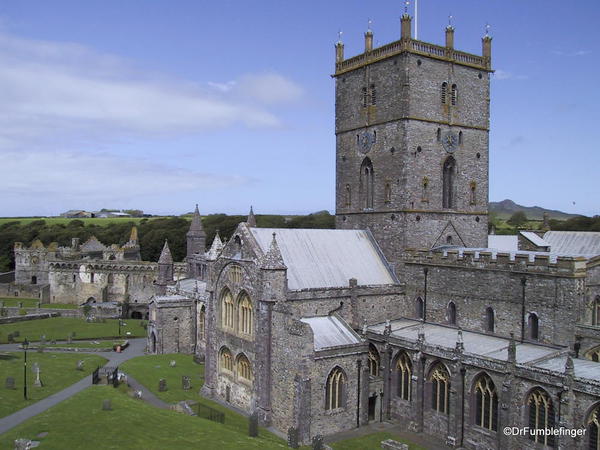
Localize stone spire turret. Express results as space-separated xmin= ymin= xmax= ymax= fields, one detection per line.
xmin=260 ymin=232 xmax=286 ymax=270
xmin=186 ymin=204 xmax=206 ymax=258
xmin=129 ymin=226 xmax=138 ymax=244
xmin=156 ymin=240 xmax=174 ymax=294
xmin=247 ymin=206 xmax=257 ymax=228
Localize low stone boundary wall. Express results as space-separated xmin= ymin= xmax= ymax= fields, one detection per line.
xmin=0 ymin=312 xmax=59 ymax=324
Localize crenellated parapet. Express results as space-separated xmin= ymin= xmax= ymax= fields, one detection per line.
xmin=403 ymin=248 xmax=588 ymax=277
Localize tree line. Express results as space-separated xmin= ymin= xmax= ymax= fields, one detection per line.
xmin=0 ymin=212 xmax=335 ymax=272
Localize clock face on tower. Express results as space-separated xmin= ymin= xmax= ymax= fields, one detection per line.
xmin=442 ymin=131 xmax=458 ymax=153
xmin=358 ymin=131 xmax=375 ymax=154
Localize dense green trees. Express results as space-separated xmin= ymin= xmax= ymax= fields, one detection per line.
xmin=0 ymin=212 xmax=335 ymax=272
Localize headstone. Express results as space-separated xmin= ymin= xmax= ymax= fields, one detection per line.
xmin=169 ymin=360 xmax=176 ymax=368
xmin=33 ymin=363 xmax=42 ymax=387
xmin=67 ymin=335 xmax=72 ymax=344
xmin=76 ymin=360 xmax=84 ymax=371
xmin=40 ymin=335 xmax=46 ymax=345
xmin=158 ymin=378 xmax=167 ymax=392
xmin=13 ymin=438 xmax=32 ymax=449
xmin=287 ymin=427 xmax=299 ymax=449
xmin=7 ymin=334 xmax=14 ymax=343
xmin=102 ymin=399 xmax=112 ymax=411
xmin=18 ymin=302 xmax=23 ymax=308
xmin=380 ymin=440 xmax=409 ymax=450
xmin=134 ymin=390 xmax=143 ymax=399
xmin=248 ymin=411 xmax=259 ymax=437
xmin=5 ymin=377 xmax=15 ymax=389
xmin=50 ymin=340 xmax=56 ymax=345
xmin=13 ymin=331 xmax=20 ymax=337
xmin=182 ymin=376 xmax=191 ymax=390
xmin=312 ymin=435 xmax=324 ymax=450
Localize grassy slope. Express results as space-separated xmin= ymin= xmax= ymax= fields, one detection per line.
xmin=0 ymin=317 xmax=146 ymax=343
xmin=0 ymin=386 xmax=287 ymax=450
xmin=0 ymin=352 xmax=107 ymax=418
xmin=331 ymin=432 xmax=427 ymax=450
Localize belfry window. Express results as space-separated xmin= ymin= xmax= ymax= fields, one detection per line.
xmin=486 ymin=307 xmax=495 ymax=333
xmin=359 ymin=158 xmax=374 ymax=209
xmin=451 ymin=84 xmax=458 ymax=105
xmin=528 ymin=313 xmax=539 ymax=340
xmin=447 ymin=302 xmax=456 ymax=325
xmin=325 ymin=367 xmax=346 ymax=410
xmin=396 ymin=353 xmax=412 ymax=401
xmin=474 ymin=374 xmax=498 ymax=431
xmin=362 ymin=87 xmax=368 ymax=107
xmin=442 ymin=156 xmax=456 ymax=209
xmin=527 ymin=389 xmax=555 ymax=447
xmin=441 ymin=82 xmax=448 ymax=104
xmin=416 ymin=297 xmax=424 ymax=320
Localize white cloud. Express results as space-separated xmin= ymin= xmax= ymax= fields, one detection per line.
xmin=1 ymin=150 xmax=251 ymax=202
xmin=235 ymin=73 xmax=304 ymax=104
xmin=552 ymin=49 xmax=591 ymax=57
xmin=493 ymin=69 xmax=528 ymax=81
xmin=0 ymin=33 xmax=303 ymax=151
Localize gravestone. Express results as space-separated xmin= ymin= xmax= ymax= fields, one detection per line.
xmin=102 ymin=399 xmax=112 ymax=411
xmin=182 ymin=376 xmax=191 ymax=390
xmin=40 ymin=335 xmax=46 ymax=345
xmin=5 ymin=377 xmax=16 ymax=389
xmin=67 ymin=335 xmax=72 ymax=344
xmin=169 ymin=360 xmax=176 ymax=367
xmin=13 ymin=331 xmax=20 ymax=337
xmin=7 ymin=334 xmax=14 ymax=343
xmin=18 ymin=302 xmax=23 ymax=308
xmin=50 ymin=340 xmax=56 ymax=345
xmin=380 ymin=440 xmax=408 ymax=450
xmin=32 ymin=363 xmax=42 ymax=387
xmin=248 ymin=412 xmax=259 ymax=437
xmin=312 ymin=435 xmax=324 ymax=450
xmin=76 ymin=360 xmax=84 ymax=371
xmin=14 ymin=438 xmax=32 ymax=449
xmin=134 ymin=390 xmax=143 ymax=399
xmin=158 ymin=378 xmax=167 ymax=392
xmin=287 ymin=427 xmax=299 ymax=449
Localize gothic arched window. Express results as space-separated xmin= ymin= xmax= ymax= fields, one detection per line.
xmin=587 ymin=404 xmax=600 ymax=450
xmin=474 ymin=374 xmax=498 ymax=431
xmin=396 ymin=352 xmax=412 ymax=401
xmin=442 ymin=156 xmax=456 ymax=209
xmin=451 ymin=84 xmax=458 ymax=105
xmin=441 ymin=82 xmax=448 ymax=104
xmin=416 ymin=297 xmax=424 ymax=320
xmin=430 ymin=364 xmax=450 ymax=414
xmin=368 ymin=344 xmax=380 ymax=377
xmin=221 ymin=289 xmax=235 ymax=331
xmin=448 ymin=302 xmax=457 ymax=325
xmin=486 ymin=307 xmax=495 ymax=333
xmin=325 ymin=367 xmax=346 ymax=410
xmin=238 ymin=292 xmax=253 ymax=336
xmin=527 ymin=388 xmax=555 ymax=447
xmin=528 ymin=313 xmax=539 ymax=340
xmin=360 ymin=158 xmax=374 ymax=209
xmin=219 ymin=347 xmax=233 ymax=373
xmin=199 ymin=305 xmax=206 ymax=340
xmin=237 ymin=353 xmax=253 ymax=384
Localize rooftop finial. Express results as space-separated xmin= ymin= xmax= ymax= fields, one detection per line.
xmin=448 ymin=13 xmax=453 ymax=27
xmin=337 ymin=29 xmax=343 ymax=44
xmin=247 ymin=205 xmax=257 ymax=227
xmin=404 ymin=0 xmax=410 ymax=15
xmin=367 ymin=18 xmax=373 ymax=33
xmin=485 ymin=23 xmax=491 ymax=37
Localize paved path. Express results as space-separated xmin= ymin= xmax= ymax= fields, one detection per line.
xmin=0 ymin=338 xmax=147 ymax=435
xmin=126 ymin=374 xmax=170 ymax=410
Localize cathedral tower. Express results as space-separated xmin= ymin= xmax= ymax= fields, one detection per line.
xmin=334 ymin=15 xmax=492 ymax=264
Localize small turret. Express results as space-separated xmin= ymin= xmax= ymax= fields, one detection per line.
xmin=335 ymin=31 xmax=344 ymax=64
xmin=445 ymin=25 xmax=455 ymax=49
xmin=128 ymin=226 xmax=138 ymax=245
xmin=482 ymin=25 xmax=492 ymax=68
xmin=401 ymin=13 xmax=411 ymax=40
xmin=260 ymin=232 xmax=286 ymax=270
xmin=247 ymin=206 xmax=257 ymax=228
xmin=186 ymin=204 xmax=206 ymax=258
xmin=364 ymin=29 xmax=373 ymax=52
xmin=156 ymin=240 xmax=174 ymax=295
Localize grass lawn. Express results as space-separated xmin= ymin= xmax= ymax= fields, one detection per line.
xmin=0 ymin=298 xmax=77 ymax=309
xmin=0 ymin=317 xmax=146 ymax=343
xmin=0 ymin=352 xmax=107 ymax=418
xmin=121 ymin=354 xmax=262 ymax=436
xmin=331 ymin=431 xmax=427 ymax=450
xmin=0 ymin=386 xmax=287 ymax=449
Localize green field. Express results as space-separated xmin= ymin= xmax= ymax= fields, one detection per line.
xmin=0 ymin=216 xmax=175 ymax=227
xmin=0 ymin=298 xmax=77 ymax=310
xmin=0 ymin=352 xmax=107 ymax=418
xmin=0 ymin=317 xmax=146 ymax=343
xmin=0 ymin=386 xmax=287 ymax=449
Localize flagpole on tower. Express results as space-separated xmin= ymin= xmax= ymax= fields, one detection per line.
xmin=415 ymin=0 xmax=418 ymax=40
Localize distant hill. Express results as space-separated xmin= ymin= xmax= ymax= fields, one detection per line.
xmin=490 ymin=199 xmax=580 ymax=221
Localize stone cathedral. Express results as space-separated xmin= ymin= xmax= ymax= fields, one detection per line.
xmin=11 ymin=13 xmax=600 ymax=450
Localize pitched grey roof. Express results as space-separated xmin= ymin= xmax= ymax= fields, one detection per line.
xmin=300 ymin=316 xmax=362 ymax=350
xmin=249 ymin=228 xmax=397 ymax=290
xmin=80 ymin=236 xmax=106 ymax=252
xmin=206 ymin=233 xmax=224 ymax=261
xmin=543 ymin=231 xmax=600 ymax=258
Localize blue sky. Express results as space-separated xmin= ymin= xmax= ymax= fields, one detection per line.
xmin=0 ymin=0 xmax=598 ymax=217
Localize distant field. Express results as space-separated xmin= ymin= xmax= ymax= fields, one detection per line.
xmin=0 ymin=217 xmax=174 ymax=226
